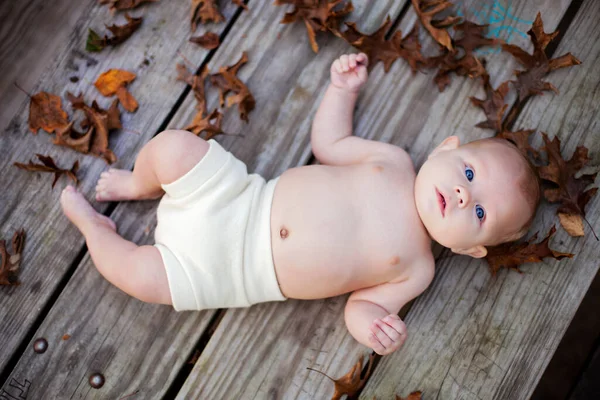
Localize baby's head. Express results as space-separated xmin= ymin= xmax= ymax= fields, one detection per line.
xmin=414 ymin=136 xmax=540 ymax=258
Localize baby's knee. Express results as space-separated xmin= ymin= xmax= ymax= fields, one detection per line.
xmin=149 ymin=129 xmax=210 ymax=185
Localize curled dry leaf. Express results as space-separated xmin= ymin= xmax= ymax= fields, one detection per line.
xmin=210 ymin=52 xmax=255 ymax=122
xmin=176 ymin=63 xmax=226 ymax=139
xmin=191 ymin=0 xmax=225 ymax=31
xmin=189 ymin=31 xmax=221 ymax=49
xmin=87 ymin=13 xmax=143 ymax=52
xmin=275 ymin=0 xmax=354 ymax=53
xmin=65 ymin=92 xmax=121 ymax=164
xmin=340 ymin=16 xmax=425 ymax=73
xmin=14 ymin=154 xmax=79 ymax=188
xmin=411 ymin=0 xmax=461 ymax=51
xmin=0 ymin=229 xmax=26 ymax=286
xmin=28 ymin=91 xmax=69 ymax=134
xmin=537 ymin=133 xmax=598 ymax=238
xmin=307 ymin=353 xmax=375 ymax=400
xmin=502 ymin=12 xmax=581 ymax=101
xmin=496 ymin=129 xmax=539 ymax=159
xmin=94 ymin=69 xmax=138 ymax=112
xmin=99 ymin=0 xmax=158 ymax=13
xmin=485 ymin=225 xmax=574 ymax=276
xmin=470 ymin=73 xmax=510 ymax=133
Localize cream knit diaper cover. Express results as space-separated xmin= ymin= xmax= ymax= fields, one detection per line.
xmin=153 ymin=139 xmax=287 ymax=311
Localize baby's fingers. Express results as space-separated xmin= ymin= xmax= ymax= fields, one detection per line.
xmin=356 ymin=52 xmax=369 ymax=66
xmin=340 ymin=54 xmax=350 ymax=71
xmin=332 ymin=59 xmax=343 ymax=74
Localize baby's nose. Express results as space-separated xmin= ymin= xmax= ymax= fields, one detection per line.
xmin=454 ymin=185 xmax=470 ymax=208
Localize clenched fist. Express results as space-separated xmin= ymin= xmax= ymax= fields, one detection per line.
xmin=330 ymin=53 xmax=369 ymax=93
xmin=368 ymin=313 xmax=407 ymax=355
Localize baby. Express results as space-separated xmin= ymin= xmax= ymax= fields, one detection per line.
xmin=60 ymin=53 xmax=540 ymax=356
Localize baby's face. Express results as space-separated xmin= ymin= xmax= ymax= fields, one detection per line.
xmin=414 ymin=137 xmax=531 ymax=255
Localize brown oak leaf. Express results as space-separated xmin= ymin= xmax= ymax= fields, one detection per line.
xmin=176 ymin=64 xmax=226 ymax=139
xmin=0 ymin=229 xmax=26 ymax=286
xmin=94 ymin=69 xmax=138 ymax=112
xmin=537 ymin=133 xmax=598 ymax=238
xmin=340 ymin=16 xmax=425 ymax=73
xmin=502 ymin=12 xmax=581 ymax=102
xmin=411 ymin=0 xmax=461 ymax=51
xmin=496 ymin=129 xmax=539 ymax=159
xmin=189 ymin=31 xmax=221 ymax=49
xmin=191 ymin=0 xmax=225 ymax=32
xmin=66 ymin=92 xmax=120 ymax=164
xmin=99 ymin=0 xmax=158 ymax=13
xmin=28 ymin=91 xmax=69 ymax=134
xmin=453 ymin=21 xmax=502 ymax=55
xmin=485 ymin=225 xmax=573 ymax=276
xmin=307 ymin=353 xmax=375 ymax=400
xmin=86 ymin=13 xmax=143 ymax=52
xmin=54 ymin=121 xmax=94 ymax=154
xmin=210 ymin=52 xmax=255 ymax=122
xmin=470 ymin=73 xmax=509 ymax=132
xmin=275 ymin=0 xmax=354 ymax=53
xmin=14 ymin=154 xmax=79 ymax=188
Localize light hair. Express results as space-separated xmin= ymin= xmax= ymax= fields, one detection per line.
xmin=463 ymin=137 xmax=541 ymax=245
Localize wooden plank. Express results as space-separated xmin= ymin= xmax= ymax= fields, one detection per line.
xmin=0 ymin=0 xmax=239 ymax=380
xmin=174 ymin=0 xmax=574 ymax=399
xmin=2 ymin=1 xmax=404 ymax=398
xmin=0 ymin=0 xmax=92 ymax=131
xmin=362 ymin=0 xmax=600 ymax=399
xmin=569 ymin=341 xmax=600 ymax=400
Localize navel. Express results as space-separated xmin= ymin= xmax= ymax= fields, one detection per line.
xmin=280 ymin=227 xmax=289 ymax=239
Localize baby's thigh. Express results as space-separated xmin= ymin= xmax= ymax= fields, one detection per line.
xmin=148 ymin=129 xmax=210 ymax=185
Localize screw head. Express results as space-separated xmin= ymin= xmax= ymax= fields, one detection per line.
xmin=89 ymin=373 xmax=105 ymax=389
xmin=33 ymin=338 xmax=48 ymax=354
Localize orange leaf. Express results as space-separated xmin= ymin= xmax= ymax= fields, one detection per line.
xmin=307 ymin=353 xmax=375 ymax=400
xmin=0 ymin=229 xmax=26 ymax=286
xmin=116 ymin=86 xmax=139 ymax=112
xmin=94 ymin=69 xmax=136 ymax=96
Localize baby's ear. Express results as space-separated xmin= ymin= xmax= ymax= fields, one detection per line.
xmin=429 ymin=136 xmax=460 ymax=158
xmin=451 ymin=245 xmax=487 ymax=259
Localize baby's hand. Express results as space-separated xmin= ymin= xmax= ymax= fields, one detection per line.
xmin=368 ymin=314 xmax=407 ymax=356
xmin=330 ymin=53 xmax=369 ymax=93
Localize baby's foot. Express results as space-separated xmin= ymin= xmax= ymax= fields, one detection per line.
xmin=61 ymin=186 xmax=116 ymax=234
xmin=95 ymin=168 xmax=142 ymax=202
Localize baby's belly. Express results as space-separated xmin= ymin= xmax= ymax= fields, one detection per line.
xmin=269 ymin=165 xmax=398 ymax=299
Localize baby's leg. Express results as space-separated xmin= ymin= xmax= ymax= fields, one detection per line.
xmin=96 ymin=129 xmax=210 ymax=201
xmin=60 ymin=186 xmax=172 ymax=304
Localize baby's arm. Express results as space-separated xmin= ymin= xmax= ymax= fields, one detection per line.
xmin=344 ymin=262 xmax=434 ymax=355
xmin=311 ymin=53 xmax=405 ymax=166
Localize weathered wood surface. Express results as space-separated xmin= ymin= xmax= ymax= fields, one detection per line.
xmin=177 ymin=0 xmax=576 ymax=399
xmin=0 ymin=0 xmax=239 ymax=383
xmin=569 ymin=343 xmax=600 ymax=400
xmin=0 ymin=0 xmax=91 ymax=130
xmin=2 ymin=1 xmax=405 ymax=399
xmin=362 ymin=0 xmax=600 ymax=399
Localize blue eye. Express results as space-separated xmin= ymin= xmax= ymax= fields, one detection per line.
xmin=476 ymin=205 xmax=485 ymax=220
xmin=465 ymin=166 xmax=474 ymax=181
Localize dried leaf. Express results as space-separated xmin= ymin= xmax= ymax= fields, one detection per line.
xmin=177 ymin=64 xmax=226 ymax=139
xmin=62 ymin=334 xmax=71 ymax=341
xmin=470 ymin=74 xmax=509 ymax=132
xmin=0 ymin=229 xmax=26 ymax=286
xmin=99 ymin=0 xmax=158 ymax=13
xmin=189 ymin=31 xmax=221 ymax=49
xmin=496 ymin=129 xmax=539 ymax=158
xmin=485 ymin=226 xmax=573 ymax=275
xmin=191 ymin=0 xmax=225 ymax=31
xmin=275 ymin=0 xmax=354 ymax=53
xmin=86 ymin=13 xmax=143 ymax=52
xmin=453 ymin=21 xmax=502 ymax=55
xmin=537 ymin=133 xmax=598 ymax=237
xmin=411 ymin=0 xmax=461 ymax=51
xmin=14 ymin=154 xmax=79 ymax=188
xmin=428 ymin=50 xmax=486 ymax=91
xmin=340 ymin=17 xmax=425 ymax=73
xmin=210 ymin=52 xmax=255 ymax=122
xmin=558 ymin=212 xmax=584 ymax=237
xmin=95 ymin=69 xmax=138 ymax=112
xmin=502 ymin=13 xmax=581 ymax=101
xmin=28 ymin=92 xmax=69 ymax=134
xmin=307 ymin=353 xmax=375 ymax=400
xmin=54 ymin=121 xmax=94 ymax=153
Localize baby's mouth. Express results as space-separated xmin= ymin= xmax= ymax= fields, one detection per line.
xmin=436 ymin=187 xmax=446 ymax=217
